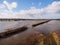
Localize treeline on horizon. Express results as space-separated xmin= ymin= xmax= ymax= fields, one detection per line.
xmin=0 ymin=19 xmax=60 ymax=21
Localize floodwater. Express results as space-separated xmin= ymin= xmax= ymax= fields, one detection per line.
xmin=0 ymin=20 xmax=60 ymax=45
xmin=35 ymin=20 xmax=60 ymax=35
xmin=0 ymin=20 xmax=48 ymax=32
xmin=0 ymin=20 xmax=60 ymax=34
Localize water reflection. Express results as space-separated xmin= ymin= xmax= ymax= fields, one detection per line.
xmin=0 ymin=20 xmax=60 ymax=34
xmin=0 ymin=20 xmax=60 ymax=45
xmin=35 ymin=20 xmax=60 ymax=35
xmin=0 ymin=20 xmax=47 ymax=32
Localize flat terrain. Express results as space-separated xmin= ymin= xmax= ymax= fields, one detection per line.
xmin=0 ymin=20 xmax=60 ymax=34
xmin=0 ymin=20 xmax=60 ymax=45
xmin=0 ymin=20 xmax=48 ymax=32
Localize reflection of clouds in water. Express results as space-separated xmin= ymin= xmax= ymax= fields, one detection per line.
xmin=0 ymin=20 xmax=44 ymax=32
xmin=35 ymin=20 xmax=60 ymax=35
xmin=0 ymin=20 xmax=60 ymax=34
xmin=0 ymin=21 xmax=26 ymax=32
xmin=0 ymin=21 xmax=19 ymax=32
xmin=0 ymin=28 xmax=43 ymax=45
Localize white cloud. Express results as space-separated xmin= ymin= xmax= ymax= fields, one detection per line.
xmin=3 ymin=1 xmax=17 ymax=12
xmin=0 ymin=4 xmax=5 ymax=9
xmin=0 ymin=1 xmax=60 ymax=19
xmin=17 ymin=1 xmax=60 ymax=17
xmin=44 ymin=1 xmax=60 ymax=14
xmin=18 ymin=7 xmax=44 ymax=16
xmin=11 ymin=2 xmax=17 ymax=8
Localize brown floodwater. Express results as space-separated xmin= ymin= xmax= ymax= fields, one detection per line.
xmin=0 ymin=20 xmax=60 ymax=34
xmin=0 ymin=20 xmax=60 ymax=45
xmin=35 ymin=20 xmax=60 ymax=35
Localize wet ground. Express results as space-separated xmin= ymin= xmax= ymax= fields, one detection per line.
xmin=0 ymin=20 xmax=60 ymax=45
xmin=35 ymin=20 xmax=60 ymax=35
xmin=0 ymin=20 xmax=60 ymax=34
xmin=0 ymin=20 xmax=48 ymax=32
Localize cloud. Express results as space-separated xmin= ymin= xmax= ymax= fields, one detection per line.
xmin=11 ymin=2 xmax=17 ymax=8
xmin=17 ymin=1 xmax=60 ymax=17
xmin=3 ymin=1 xmax=17 ymax=12
xmin=0 ymin=1 xmax=60 ymax=19
xmin=18 ymin=1 xmax=60 ymax=16
xmin=44 ymin=1 xmax=60 ymax=14
xmin=18 ymin=7 xmax=44 ymax=16
xmin=0 ymin=4 xmax=5 ymax=9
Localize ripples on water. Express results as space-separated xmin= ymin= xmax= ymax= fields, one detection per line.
xmin=0 ymin=20 xmax=39 ymax=32
xmin=0 ymin=20 xmax=60 ymax=45
xmin=35 ymin=20 xmax=60 ymax=35
xmin=0 ymin=20 xmax=60 ymax=35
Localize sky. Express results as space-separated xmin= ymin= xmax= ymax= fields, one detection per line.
xmin=0 ymin=0 xmax=60 ymax=19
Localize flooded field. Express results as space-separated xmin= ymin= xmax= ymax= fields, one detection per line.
xmin=0 ymin=20 xmax=60 ymax=45
xmin=0 ymin=20 xmax=48 ymax=32
xmin=0 ymin=20 xmax=60 ymax=33
xmin=35 ymin=20 xmax=60 ymax=35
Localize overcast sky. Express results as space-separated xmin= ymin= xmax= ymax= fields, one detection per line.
xmin=0 ymin=0 xmax=60 ymax=19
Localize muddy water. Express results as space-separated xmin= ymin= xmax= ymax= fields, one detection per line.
xmin=0 ymin=20 xmax=47 ymax=32
xmin=35 ymin=20 xmax=60 ymax=35
xmin=0 ymin=23 xmax=44 ymax=45
xmin=0 ymin=20 xmax=60 ymax=34
xmin=0 ymin=20 xmax=60 ymax=45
